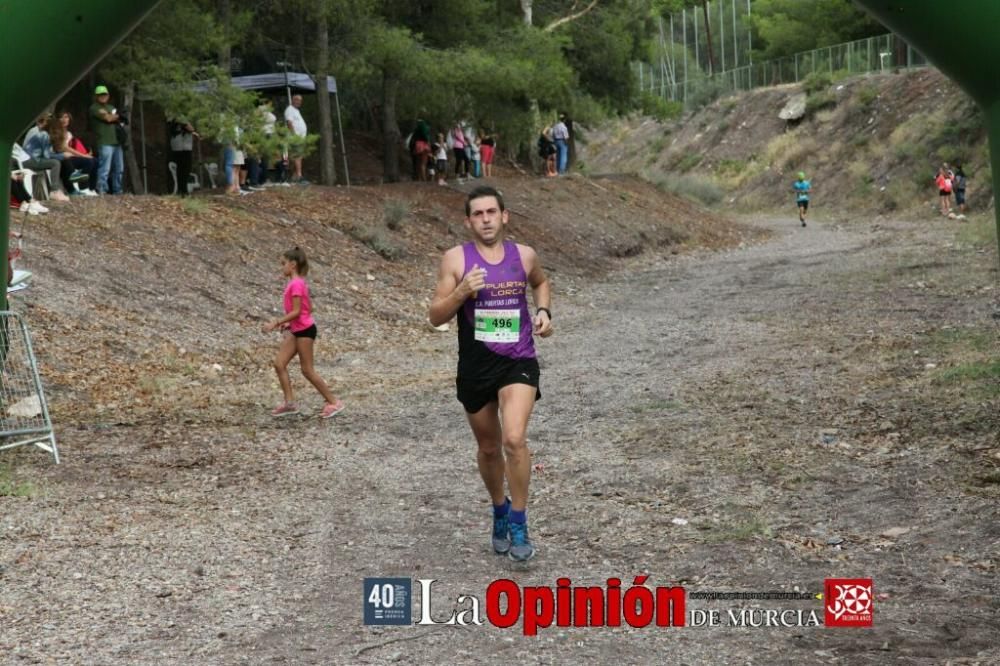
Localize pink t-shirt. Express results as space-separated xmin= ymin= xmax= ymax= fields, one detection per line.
xmin=283 ymin=277 xmax=315 ymax=332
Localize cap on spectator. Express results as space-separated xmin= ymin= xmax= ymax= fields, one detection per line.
xmin=94 ymin=85 xmax=109 ymax=95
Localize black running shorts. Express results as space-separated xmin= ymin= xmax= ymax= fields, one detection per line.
xmin=293 ymin=324 xmax=317 ymax=339
xmin=456 ymin=357 xmax=541 ymax=414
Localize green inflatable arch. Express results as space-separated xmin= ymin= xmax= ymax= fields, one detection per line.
xmin=1 ymin=1 xmax=161 ymax=308
xmin=854 ymin=0 xmax=1000 ymax=257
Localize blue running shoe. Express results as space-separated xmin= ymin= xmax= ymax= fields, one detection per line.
xmin=508 ymin=521 xmax=535 ymax=562
xmin=492 ymin=511 xmax=511 ymax=554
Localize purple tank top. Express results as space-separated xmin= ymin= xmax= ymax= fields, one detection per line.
xmin=458 ymin=240 xmax=535 ymax=361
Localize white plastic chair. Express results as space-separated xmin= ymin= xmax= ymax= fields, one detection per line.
xmin=12 ymin=143 xmax=49 ymax=200
xmin=169 ymin=162 xmax=201 ymax=194
xmin=203 ymin=162 xmax=219 ymax=189
xmin=168 ymin=161 xmax=179 ymax=194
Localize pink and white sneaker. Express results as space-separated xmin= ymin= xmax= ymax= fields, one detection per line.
xmin=320 ymin=400 xmax=345 ymax=419
xmin=271 ymin=402 xmax=299 ymax=417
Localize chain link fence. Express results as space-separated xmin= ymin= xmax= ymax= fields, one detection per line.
xmin=638 ymin=33 xmax=929 ymax=110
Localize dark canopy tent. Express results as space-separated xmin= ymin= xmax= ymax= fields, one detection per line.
xmin=137 ymin=72 xmax=349 ymax=190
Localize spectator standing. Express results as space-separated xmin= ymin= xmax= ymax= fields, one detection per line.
xmin=284 ymin=94 xmax=308 ymax=183
xmin=168 ymin=121 xmax=198 ymax=196
xmin=953 ymin=164 xmax=968 ymax=214
xmin=463 ymin=122 xmax=478 ymax=178
xmin=90 ymin=85 xmax=124 ymax=194
xmin=538 ymin=127 xmax=557 ymax=177
xmin=433 ymin=133 xmax=448 ymax=186
xmin=450 ymin=122 xmax=469 ymax=181
xmin=552 ymin=114 xmax=570 ymax=175
xmin=409 ymin=115 xmax=432 ymax=182
xmin=249 ymin=102 xmax=276 ymax=187
xmin=480 ymin=131 xmax=496 ymax=178
xmin=935 ymin=166 xmax=952 ymax=217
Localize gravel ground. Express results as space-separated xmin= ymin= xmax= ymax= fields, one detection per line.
xmin=2 ymin=206 xmax=998 ymax=665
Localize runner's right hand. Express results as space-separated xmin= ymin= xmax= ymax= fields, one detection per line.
xmin=460 ymin=264 xmax=487 ymax=298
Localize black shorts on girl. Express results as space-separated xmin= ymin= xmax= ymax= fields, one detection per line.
xmin=293 ymin=324 xmax=317 ymax=339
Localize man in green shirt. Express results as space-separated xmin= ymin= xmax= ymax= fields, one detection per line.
xmin=89 ymin=85 xmax=123 ymax=194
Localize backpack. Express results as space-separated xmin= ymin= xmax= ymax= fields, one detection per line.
xmin=943 ymin=177 xmax=953 ymax=193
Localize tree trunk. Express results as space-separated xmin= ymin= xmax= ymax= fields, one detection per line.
xmin=520 ymin=0 xmax=532 ymax=26
xmin=701 ymin=1 xmax=716 ymax=75
xmin=314 ymin=13 xmax=336 ymax=186
xmin=381 ymin=71 xmax=400 ymax=183
xmin=217 ymin=0 xmax=231 ymax=71
xmin=123 ymin=82 xmax=143 ymax=194
xmin=295 ymin=8 xmax=306 ymax=69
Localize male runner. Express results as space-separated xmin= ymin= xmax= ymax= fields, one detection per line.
xmin=429 ymin=186 xmax=553 ymax=562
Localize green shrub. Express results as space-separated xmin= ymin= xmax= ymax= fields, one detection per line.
xmin=717 ymin=159 xmax=746 ymax=175
xmin=686 ymin=76 xmax=730 ymax=111
xmin=850 ymin=133 xmax=871 ymax=149
xmin=350 ymin=221 xmax=405 ymax=260
xmin=805 ymin=91 xmax=836 ymax=115
xmin=857 ymin=86 xmax=878 ymax=108
xmin=674 ymin=153 xmax=703 ymax=172
xmin=802 ymin=71 xmax=832 ymax=95
xmin=956 ymin=217 xmax=998 ymax=249
xmin=383 ymin=199 xmax=409 ymax=231
xmin=894 ymin=140 xmax=922 ymax=161
xmin=640 ymin=93 xmax=683 ymax=122
xmin=655 ymin=174 xmax=723 ymax=206
xmin=181 ymin=198 xmax=208 ymax=215
xmin=0 ymin=464 xmax=35 ymax=497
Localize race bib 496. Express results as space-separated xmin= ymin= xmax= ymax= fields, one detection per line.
xmin=474 ymin=308 xmax=520 ymax=343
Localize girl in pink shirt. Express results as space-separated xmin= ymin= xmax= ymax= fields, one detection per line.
xmin=263 ymin=247 xmax=345 ymax=418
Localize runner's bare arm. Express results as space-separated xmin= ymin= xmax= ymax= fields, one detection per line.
xmin=520 ymin=245 xmax=553 ymax=338
xmin=429 ymin=248 xmax=486 ymax=326
xmin=263 ymin=296 xmax=300 ymax=332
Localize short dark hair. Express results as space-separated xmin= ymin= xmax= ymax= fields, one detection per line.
xmin=283 ymin=246 xmax=309 ymax=276
xmin=465 ymin=186 xmax=505 ymax=216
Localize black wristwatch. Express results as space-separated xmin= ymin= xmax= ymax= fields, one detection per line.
xmin=536 ymin=307 xmax=552 ymax=320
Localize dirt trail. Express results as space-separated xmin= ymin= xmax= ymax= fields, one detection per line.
xmin=241 ymin=216 xmax=998 ymax=664
xmin=2 ymin=207 xmax=998 ymax=665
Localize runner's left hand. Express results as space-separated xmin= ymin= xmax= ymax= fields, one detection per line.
xmin=533 ymin=311 xmax=553 ymax=338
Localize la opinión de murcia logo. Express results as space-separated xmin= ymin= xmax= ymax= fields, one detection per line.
xmin=364 ymin=576 xmax=875 ymax=631
xmin=824 ymin=578 xmax=873 ymax=627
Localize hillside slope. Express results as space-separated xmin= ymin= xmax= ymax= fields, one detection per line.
xmin=10 ymin=175 xmax=752 ymax=426
xmin=581 ymin=68 xmax=992 ymax=217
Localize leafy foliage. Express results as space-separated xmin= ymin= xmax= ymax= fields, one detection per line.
xmin=640 ymin=93 xmax=683 ymax=122
xmin=748 ymin=0 xmax=883 ymax=60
